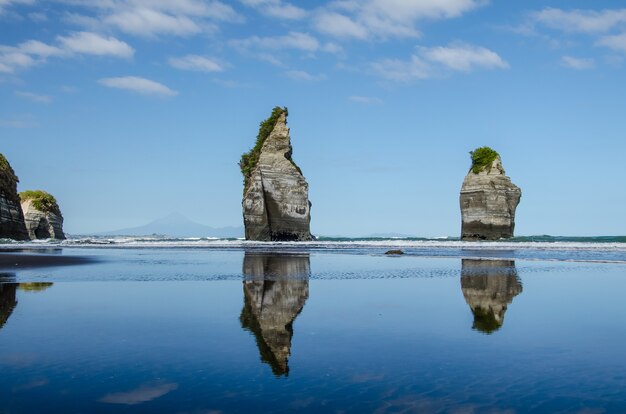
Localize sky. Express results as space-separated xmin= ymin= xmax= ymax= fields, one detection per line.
xmin=1 ymin=0 xmax=625 ymax=237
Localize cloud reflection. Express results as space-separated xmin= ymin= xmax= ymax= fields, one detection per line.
xmin=99 ymin=382 xmax=178 ymax=405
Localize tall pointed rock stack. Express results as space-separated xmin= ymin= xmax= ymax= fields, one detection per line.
xmin=0 ymin=154 xmax=29 ymax=240
xmin=241 ymin=107 xmax=312 ymax=241
xmin=460 ymin=147 xmax=521 ymax=240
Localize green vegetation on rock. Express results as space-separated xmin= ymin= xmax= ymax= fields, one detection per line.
xmin=0 ymin=153 xmax=20 ymax=204
xmin=19 ymin=190 xmax=61 ymax=216
xmin=240 ymin=106 xmax=288 ymax=184
xmin=469 ymin=146 xmax=499 ymax=174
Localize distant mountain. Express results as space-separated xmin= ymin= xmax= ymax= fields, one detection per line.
xmin=98 ymin=213 xmax=243 ymax=238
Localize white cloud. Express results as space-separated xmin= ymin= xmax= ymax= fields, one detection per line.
xmin=28 ymin=12 xmax=47 ymax=21
xmin=15 ymin=91 xmax=53 ymax=103
xmin=104 ymin=9 xmax=203 ymax=37
xmin=315 ymin=0 xmax=482 ymax=40
xmin=0 ymin=32 xmax=132 ymax=74
xmin=597 ymin=33 xmax=626 ymax=53
xmin=561 ymin=55 xmax=595 ymax=70
xmin=372 ymin=43 xmax=508 ymax=81
xmin=99 ymin=76 xmax=178 ymax=97
xmin=241 ymin=0 xmax=306 ymax=20
xmin=0 ymin=0 xmax=34 ymax=15
xmin=532 ymin=8 xmax=626 ymax=34
xmin=0 ymin=49 xmax=37 ymax=73
xmin=231 ymin=31 xmax=320 ymax=52
xmin=60 ymin=0 xmax=241 ymax=37
xmin=19 ymin=40 xmax=64 ymax=57
xmin=285 ymin=70 xmax=326 ymax=81
xmin=315 ymin=12 xmax=368 ymax=39
xmin=371 ymin=56 xmax=432 ymax=81
xmin=57 ymin=31 xmax=134 ymax=58
xmin=349 ymin=95 xmax=383 ymax=104
xmin=420 ymin=44 xmax=509 ymax=71
xmin=256 ymin=53 xmax=285 ymax=67
xmin=168 ymin=55 xmax=225 ymax=72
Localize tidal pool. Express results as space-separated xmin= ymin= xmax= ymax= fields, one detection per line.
xmin=1 ymin=249 xmax=625 ymax=413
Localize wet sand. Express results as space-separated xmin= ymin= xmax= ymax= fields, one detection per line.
xmin=0 ymin=249 xmax=96 ymax=270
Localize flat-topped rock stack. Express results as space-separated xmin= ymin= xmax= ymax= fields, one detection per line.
xmin=460 ymin=147 xmax=521 ymax=240
xmin=20 ymin=190 xmax=65 ymax=240
xmin=240 ymin=107 xmax=312 ymax=241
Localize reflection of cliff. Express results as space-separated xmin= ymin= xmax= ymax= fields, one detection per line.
xmin=240 ymin=253 xmax=310 ymax=376
xmin=461 ymin=259 xmax=522 ymax=334
xmin=0 ymin=283 xmax=17 ymax=330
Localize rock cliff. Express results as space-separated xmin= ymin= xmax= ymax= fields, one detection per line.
xmin=460 ymin=147 xmax=521 ymax=240
xmin=461 ymin=259 xmax=522 ymax=334
xmin=239 ymin=253 xmax=310 ymax=376
xmin=241 ymin=107 xmax=312 ymax=241
xmin=0 ymin=154 xmax=29 ymax=240
xmin=20 ymin=191 xmax=65 ymax=240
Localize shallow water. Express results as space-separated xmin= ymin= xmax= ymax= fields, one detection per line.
xmin=1 ymin=249 xmax=626 ymax=413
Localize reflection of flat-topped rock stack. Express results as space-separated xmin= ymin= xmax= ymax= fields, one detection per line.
xmin=460 ymin=148 xmax=521 ymax=240
xmin=20 ymin=191 xmax=65 ymax=240
xmin=0 ymin=154 xmax=29 ymax=241
xmin=461 ymin=259 xmax=522 ymax=334
xmin=240 ymin=253 xmax=310 ymax=376
xmin=0 ymin=283 xmax=17 ymax=330
xmin=241 ymin=107 xmax=312 ymax=241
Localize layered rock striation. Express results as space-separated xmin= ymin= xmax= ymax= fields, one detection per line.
xmin=461 ymin=259 xmax=522 ymax=334
xmin=20 ymin=190 xmax=65 ymax=240
xmin=460 ymin=147 xmax=521 ymax=240
xmin=241 ymin=107 xmax=312 ymax=241
xmin=0 ymin=154 xmax=29 ymax=240
xmin=239 ymin=253 xmax=310 ymax=376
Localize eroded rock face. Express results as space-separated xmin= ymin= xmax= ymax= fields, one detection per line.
xmin=0 ymin=156 xmax=28 ymax=241
xmin=242 ymin=113 xmax=312 ymax=241
xmin=239 ymin=253 xmax=310 ymax=376
xmin=461 ymin=259 xmax=522 ymax=334
xmin=21 ymin=199 xmax=65 ymax=240
xmin=460 ymin=156 xmax=521 ymax=240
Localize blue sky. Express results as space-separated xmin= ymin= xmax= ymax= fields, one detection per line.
xmin=1 ymin=0 xmax=625 ymax=236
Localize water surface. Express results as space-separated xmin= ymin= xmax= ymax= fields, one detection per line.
xmin=1 ymin=248 xmax=625 ymax=413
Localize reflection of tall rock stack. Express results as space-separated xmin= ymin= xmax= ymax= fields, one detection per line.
xmin=240 ymin=253 xmax=310 ymax=376
xmin=461 ymin=259 xmax=522 ymax=334
xmin=0 ymin=283 xmax=17 ymax=330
